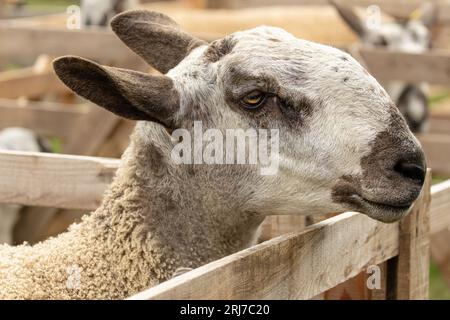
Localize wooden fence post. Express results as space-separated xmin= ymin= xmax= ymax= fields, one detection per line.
xmin=393 ymin=171 xmax=431 ymax=300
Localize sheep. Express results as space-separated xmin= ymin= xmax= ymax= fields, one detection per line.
xmin=0 ymin=10 xmax=426 ymax=299
xmin=81 ymin=0 xmax=137 ymax=27
xmin=330 ymin=0 xmax=436 ymax=132
xmin=0 ymin=128 xmax=49 ymax=245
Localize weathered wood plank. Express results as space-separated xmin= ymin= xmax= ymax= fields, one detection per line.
xmin=96 ymin=120 xmax=135 ymax=158
xmin=395 ymin=171 xmax=431 ymax=300
xmin=428 ymin=115 xmax=450 ymax=135
xmin=430 ymin=179 xmax=450 ymax=234
xmin=0 ymin=62 xmax=67 ymax=99
xmin=359 ymin=48 xmax=450 ymax=85
xmin=0 ymin=151 xmax=119 ymax=210
xmin=258 ymin=215 xmax=306 ymax=242
xmin=429 ymin=179 xmax=450 ymax=287
xmin=205 ymin=0 xmax=450 ymax=24
xmin=322 ymin=271 xmax=372 ymax=300
xmin=0 ymin=98 xmax=87 ymax=141
xmin=418 ymin=133 xmax=450 ymax=176
xmin=62 ymin=106 xmax=121 ymax=155
xmin=129 ymin=212 xmax=399 ymax=300
xmin=320 ymin=262 xmax=388 ymax=300
xmin=146 ymin=2 xmax=356 ymax=45
xmin=12 ymin=206 xmax=59 ymax=244
xmin=0 ymin=24 xmax=145 ymax=68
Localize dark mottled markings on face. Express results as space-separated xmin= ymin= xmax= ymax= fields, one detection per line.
xmin=340 ymin=56 xmax=349 ymax=61
xmin=204 ymin=37 xmax=236 ymax=63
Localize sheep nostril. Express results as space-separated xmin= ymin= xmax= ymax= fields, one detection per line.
xmin=393 ymin=160 xmax=425 ymax=185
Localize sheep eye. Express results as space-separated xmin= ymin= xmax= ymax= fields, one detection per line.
xmin=241 ymin=91 xmax=266 ymax=109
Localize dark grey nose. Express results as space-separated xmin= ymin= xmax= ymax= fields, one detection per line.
xmin=393 ymin=159 xmax=426 ymax=185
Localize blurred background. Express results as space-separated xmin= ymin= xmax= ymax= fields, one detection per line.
xmin=0 ymin=0 xmax=449 ymax=299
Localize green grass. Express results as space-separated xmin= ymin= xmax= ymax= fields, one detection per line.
xmin=430 ymin=263 xmax=450 ymax=300
xmin=429 ymin=90 xmax=450 ymax=109
xmin=432 ymin=176 xmax=449 ymax=185
xmin=49 ymin=137 xmax=62 ymax=153
xmin=13 ymin=0 xmax=79 ymax=12
xmin=4 ymin=62 xmax=23 ymax=71
xmin=1 ymin=0 xmax=79 ymax=15
xmin=25 ymin=0 xmax=78 ymax=6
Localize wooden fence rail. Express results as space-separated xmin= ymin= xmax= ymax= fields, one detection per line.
xmin=203 ymin=0 xmax=450 ymax=25
xmin=430 ymin=179 xmax=450 ymax=234
xmin=0 ymin=61 xmax=67 ymax=99
xmin=0 ymin=24 xmax=145 ymax=68
xmin=418 ymin=134 xmax=450 ymax=177
xmin=359 ymin=48 xmax=450 ymax=85
xmin=131 ymin=212 xmax=400 ymax=299
xmin=0 ymin=99 xmax=87 ymax=141
xmin=0 ymin=151 xmax=119 ymax=210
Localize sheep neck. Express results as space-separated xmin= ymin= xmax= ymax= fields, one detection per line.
xmin=85 ymin=125 xmax=265 ymax=289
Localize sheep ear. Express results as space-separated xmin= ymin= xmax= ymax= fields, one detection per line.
xmin=53 ymin=56 xmax=180 ymax=128
xmin=329 ymin=0 xmax=367 ymax=38
xmin=111 ymin=10 xmax=207 ymax=74
xmin=410 ymin=2 xmax=437 ymax=29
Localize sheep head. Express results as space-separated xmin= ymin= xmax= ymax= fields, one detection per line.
xmin=53 ymin=10 xmax=426 ymax=223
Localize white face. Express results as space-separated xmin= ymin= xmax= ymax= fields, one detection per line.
xmin=168 ymin=26 xmax=426 ymax=222
xmin=54 ymin=9 xmax=427 ymax=224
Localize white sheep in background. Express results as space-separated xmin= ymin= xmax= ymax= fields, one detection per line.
xmin=331 ymin=0 xmax=436 ymax=132
xmin=0 ymin=10 xmax=426 ymax=299
xmin=81 ymin=0 xmax=137 ymax=27
xmin=0 ymin=128 xmax=49 ymax=245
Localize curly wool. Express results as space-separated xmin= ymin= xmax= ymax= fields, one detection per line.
xmin=0 ymin=181 xmax=162 ymax=299
xmin=0 ymin=125 xmax=261 ymax=299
